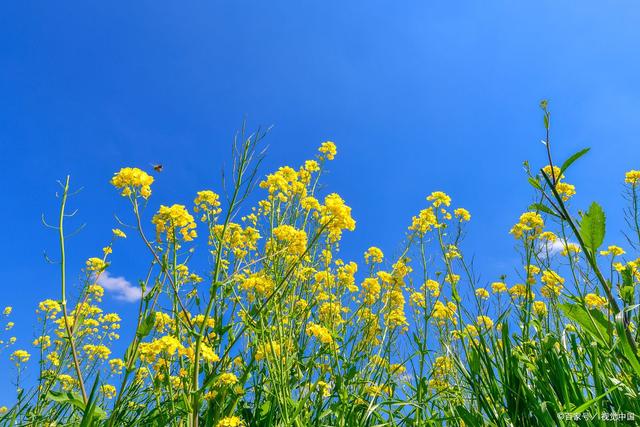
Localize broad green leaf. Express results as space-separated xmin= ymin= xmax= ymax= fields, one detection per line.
xmin=560 ymin=148 xmax=590 ymax=174
xmin=558 ymin=303 xmax=610 ymax=346
xmin=580 ymin=202 xmax=606 ymax=253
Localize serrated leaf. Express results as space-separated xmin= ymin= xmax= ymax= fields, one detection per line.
xmin=560 ymin=148 xmax=590 ymax=174
xmin=580 ymin=202 xmax=605 ymax=253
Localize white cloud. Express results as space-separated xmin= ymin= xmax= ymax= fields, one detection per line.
xmin=96 ymin=271 xmax=142 ymax=303
xmin=539 ymin=239 xmax=577 ymax=256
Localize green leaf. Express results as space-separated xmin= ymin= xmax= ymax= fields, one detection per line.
xmin=559 ymin=303 xmax=611 ymax=346
xmin=615 ymin=312 xmax=640 ymax=378
xmin=137 ymin=312 xmax=155 ymax=338
xmin=573 ymin=383 xmax=621 ymax=413
xmin=622 ymin=266 xmax=634 ymax=287
xmin=528 ymin=203 xmax=560 ymax=218
xmin=580 ymin=202 xmax=606 ymax=253
xmin=46 ymin=390 xmax=86 ymax=412
xmin=560 ymin=148 xmax=590 ymax=174
xmin=528 ymin=177 xmax=542 ymax=190
xmin=80 ymin=374 xmax=107 ymax=426
xmin=621 ymin=286 xmax=635 ymax=305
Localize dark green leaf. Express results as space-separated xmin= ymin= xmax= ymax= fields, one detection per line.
xmin=560 ymin=148 xmax=590 ymax=174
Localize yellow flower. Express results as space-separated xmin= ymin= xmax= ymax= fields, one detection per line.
xmin=477 ymin=315 xmax=493 ymax=329
xmin=408 ymin=207 xmax=438 ymax=235
xmin=216 ymin=373 xmax=239 ymax=387
xmin=454 ymin=208 xmax=471 ymax=222
xmin=112 ymin=228 xmax=127 ymax=238
xmin=555 ymin=182 xmax=576 ymax=201
xmin=585 ymin=293 xmax=608 ymax=309
xmin=510 ymin=212 xmax=544 ymax=239
xmin=301 ymin=196 xmax=321 ymax=211
xmin=491 ymin=281 xmax=507 ymax=293
xmin=319 ymin=193 xmax=356 ymax=243
xmin=409 ymin=291 xmax=426 ymax=308
xmin=3 ymin=307 xmax=12 ymax=316
xmin=509 ymin=284 xmax=534 ymax=299
xmin=139 ymin=336 xmax=185 ymax=363
xmin=57 ymin=374 xmax=77 ymax=391
xmin=542 ymin=165 xmax=564 ymax=181
xmin=110 ymin=167 xmax=154 ymax=199
xmin=83 ymin=344 xmax=111 ymax=361
xmin=101 ymin=384 xmax=117 ymax=399
xmin=306 ymin=322 xmax=334 ymax=345
xmin=475 ymin=288 xmax=489 ymax=299
xmin=152 ymin=204 xmax=197 ymax=242
xmin=424 ymin=279 xmax=440 ymax=297
xmin=255 ymin=341 xmax=283 ymax=361
xmin=364 ymin=247 xmax=384 ymax=264
xmin=32 ymin=335 xmax=51 ymax=349
xmin=541 ymin=270 xmax=564 ymax=297
xmin=216 ymin=416 xmax=245 ymax=427
xmin=109 ymin=358 xmax=125 ymax=374
xmin=316 ymin=380 xmax=331 ymax=397
xmin=539 ymin=231 xmax=557 ymax=242
xmin=37 ymin=299 xmax=61 ymax=318
xmin=10 ymin=349 xmax=30 ymax=364
xmin=625 ymin=170 xmax=640 ymax=186
xmin=431 ymin=301 xmax=457 ymax=325
xmin=269 ymin=225 xmax=308 ymax=256
xmin=561 ymin=243 xmax=581 ymax=257
xmin=600 ymin=245 xmax=625 ymax=257
xmin=86 ymin=257 xmax=107 ymax=272
xmin=445 ymin=273 xmax=460 ymax=285
xmin=361 ymin=277 xmax=381 ymax=305
xmin=194 ymin=190 xmax=222 ymax=218
xmin=87 ymin=284 xmax=105 ymax=300
xmin=240 ymin=274 xmax=275 ymax=302
xmin=533 ymin=300 xmax=547 ymax=316
xmin=318 ymin=141 xmax=337 ymax=160
xmin=427 ymin=191 xmax=451 ymax=208
xmin=319 ymin=302 xmax=345 ymax=328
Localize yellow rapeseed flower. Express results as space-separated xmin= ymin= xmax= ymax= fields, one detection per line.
xmin=110 ymin=167 xmax=154 ymax=199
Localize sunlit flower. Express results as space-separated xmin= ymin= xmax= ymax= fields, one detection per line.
xmin=585 ymin=293 xmax=607 ymax=309
xmin=110 ymin=167 xmax=154 ymax=199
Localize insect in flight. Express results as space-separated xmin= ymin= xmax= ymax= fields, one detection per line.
xmin=151 ymin=163 xmax=163 ymax=173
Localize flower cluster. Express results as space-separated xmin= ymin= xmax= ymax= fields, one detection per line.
xmin=110 ymin=167 xmax=154 ymax=199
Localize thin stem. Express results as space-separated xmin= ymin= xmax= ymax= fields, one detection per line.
xmin=58 ymin=176 xmax=88 ymax=404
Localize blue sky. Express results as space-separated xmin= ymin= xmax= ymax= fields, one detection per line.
xmin=2 ymin=1 xmax=640 ymax=403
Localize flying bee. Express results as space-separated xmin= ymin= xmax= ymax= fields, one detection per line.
xmin=151 ymin=163 xmax=163 ymax=173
